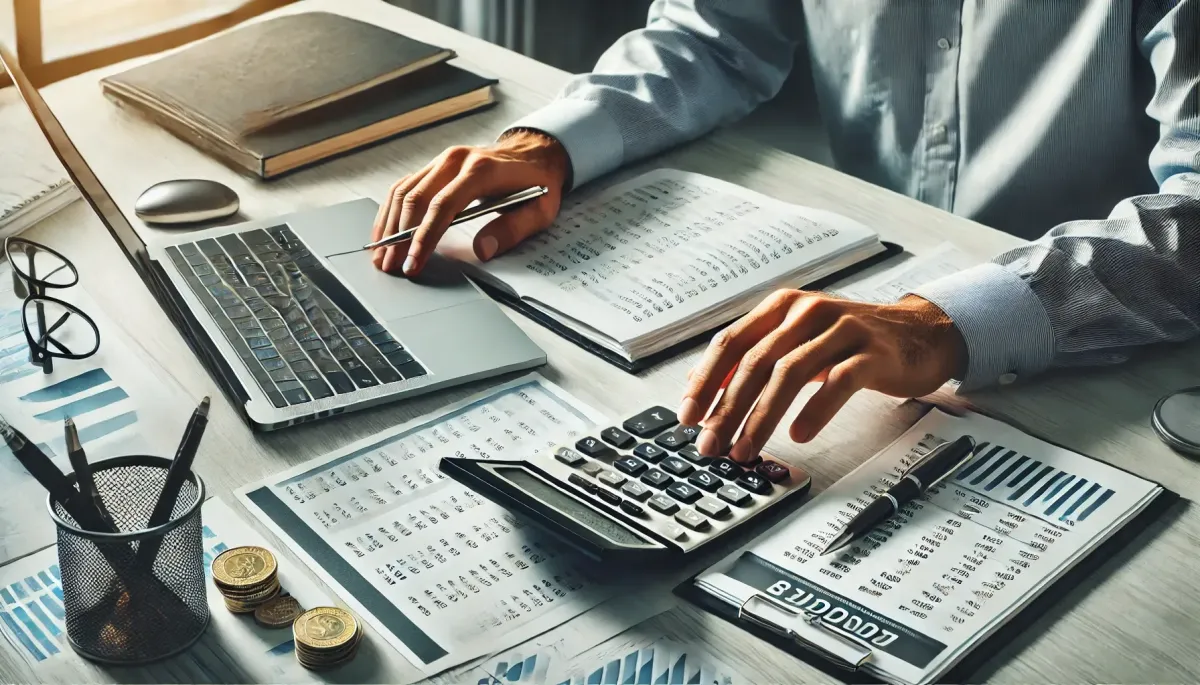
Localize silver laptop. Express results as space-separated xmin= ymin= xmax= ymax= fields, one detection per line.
xmin=1 ymin=44 xmax=546 ymax=431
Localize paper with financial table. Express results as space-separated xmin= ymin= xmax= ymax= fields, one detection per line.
xmin=239 ymin=373 xmax=653 ymax=677
xmin=691 ymin=408 xmax=1162 ymax=685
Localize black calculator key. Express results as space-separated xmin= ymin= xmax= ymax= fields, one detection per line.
xmin=655 ymin=424 xmax=700 ymax=451
xmin=709 ymin=458 xmax=745 ymax=480
xmin=674 ymin=509 xmax=710 ymax=531
xmin=666 ymin=481 xmax=702 ymax=504
xmin=756 ymin=460 xmax=790 ymax=483
xmin=696 ymin=497 xmax=731 ymax=519
xmin=632 ymin=443 xmax=667 ymax=463
xmin=555 ymin=447 xmax=586 ymax=466
xmin=717 ymin=484 xmax=752 ymax=507
xmin=687 ymin=471 xmax=721 ymax=492
xmin=568 ymin=473 xmax=598 ymax=494
xmin=640 ymin=469 xmax=673 ymax=489
xmin=648 ymin=494 xmax=680 ymax=515
xmin=621 ymin=481 xmax=652 ymax=501
xmin=622 ymin=406 xmax=678 ymax=437
xmin=620 ymin=500 xmax=646 ymax=517
xmin=678 ymin=444 xmax=711 ymax=465
xmin=660 ymin=457 xmax=694 ymax=477
xmin=736 ymin=471 xmax=773 ymax=495
xmin=575 ymin=436 xmax=614 ymax=458
xmin=601 ymin=427 xmax=636 ymax=449
xmin=596 ymin=488 xmax=622 ymax=506
xmin=614 ymin=457 xmax=648 ymax=477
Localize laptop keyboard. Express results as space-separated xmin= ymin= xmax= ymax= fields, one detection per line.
xmin=164 ymin=225 xmax=425 ymax=408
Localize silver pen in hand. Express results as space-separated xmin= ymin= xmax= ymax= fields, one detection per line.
xmin=361 ymin=185 xmax=549 ymax=252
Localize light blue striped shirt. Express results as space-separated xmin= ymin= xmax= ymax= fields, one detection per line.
xmin=508 ymin=0 xmax=1199 ymax=391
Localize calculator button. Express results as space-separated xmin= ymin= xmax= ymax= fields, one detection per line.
xmin=696 ymin=497 xmax=731 ymax=519
xmin=614 ymin=457 xmax=648 ymax=477
xmin=655 ymin=424 xmax=700 ymax=451
xmin=660 ymin=457 xmax=694 ymax=477
xmin=735 ymin=471 xmax=772 ymax=495
xmin=755 ymin=460 xmax=790 ymax=483
xmin=568 ymin=473 xmax=598 ymax=494
xmin=597 ymin=470 xmax=627 ymax=489
xmin=648 ymin=494 xmax=680 ymax=515
xmin=621 ymin=481 xmax=652 ymax=501
xmin=665 ymin=523 xmax=688 ymax=541
xmin=620 ymin=500 xmax=646 ymax=517
xmin=666 ymin=481 xmax=702 ymax=504
xmin=554 ymin=447 xmax=585 ymax=466
xmin=601 ymin=426 xmax=636 ymax=449
xmin=687 ymin=471 xmax=722 ymax=492
xmin=678 ymin=444 xmax=711 ymax=465
xmin=579 ymin=461 xmax=603 ymax=476
xmin=640 ymin=469 xmax=674 ymax=489
xmin=596 ymin=488 xmax=622 ymax=506
xmin=674 ymin=508 xmax=710 ymax=531
xmin=717 ymin=484 xmax=752 ymax=507
xmin=575 ymin=436 xmax=614 ymax=458
xmin=709 ymin=458 xmax=745 ymax=480
xmin=632 ymin=443 xmax=667 ymax=463
xmin=622 ymin=406 xmax=678 ymax=437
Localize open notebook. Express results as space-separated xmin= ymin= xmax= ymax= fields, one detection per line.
xmin=679 ymin=408 xmax=1172 ymax=685
xmin=443 ymin=169 xmax=897 ymax=371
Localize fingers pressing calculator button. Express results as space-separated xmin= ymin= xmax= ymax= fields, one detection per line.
xmin=601 ymin=427 xmax=636 ymax=449
xmin=596 ymin=488 xmax=622 ymax=506
xmin=755 ymin=460 xmax=790 ymax=482
xmin=687 ymin=471 xmax=721 ymax=492
xmin=654 ymin=424 xmax=700 ymax=451
xmin=666 ymin=481 xmax=702 ymax=504
xmin=632 ymin=443 xmax=667 ymax=463
xmin=709 ymin=458 xmax=745 ymax=480
xmin=597 ymin=470 xmax=626 ymax=489
xmin=614 ymin=457 xmax=648 ymax=477
xmin=554 ymin=447 xmax=585 ymax=466
xmin=622 ymin=406 xmax=678 ymax=437
xmin=640 ymin=469 xmax=673 ymax=489
xmin=621 ymin=481 xmax=652 ymax=501
xmin=619 ymin=500 xmax=646 ymax=517
xmin=661 ymin=457 xmax=694 ymax=477
xmin=575 ymin=436 xmax=614 ymax=458
xmin=717 ymin=484 xmax=752 ymax=506
xmin=648 ymin=494 xmax=680 ymax=515
xmin=696 ymin=497 xmax=731 ymax=519
xmin=674 ymin=508 xmax=710 ymax=531
xmin=735 ymin=471 xmax=772 ymax=495
xmin=568 ymin=473 xmax=598 ymax=494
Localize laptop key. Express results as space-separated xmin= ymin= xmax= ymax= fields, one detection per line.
xmin=281 ymin=388 xmax=311 ymax=404
xmin=260 ymin=357 xmax=287 ymax=371
xmin=254 ymin=348 xmax=280 ymax=361
xmin=325 ymin=371 xmax=356 ymax=394
xmin=386 ymin=349 xmax=415 ymax=366
xmin=269 ymin=369 xmax=297 ymax=383
xmin=396 ymin=361 xmax=426 ymax=379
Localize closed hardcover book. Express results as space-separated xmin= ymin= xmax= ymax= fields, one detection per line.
xmin=99 ymin=11 xmax=497 ymax=178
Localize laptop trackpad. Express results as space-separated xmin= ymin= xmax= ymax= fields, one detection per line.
xmin=325 ymin=252 xmax=480 ymax=321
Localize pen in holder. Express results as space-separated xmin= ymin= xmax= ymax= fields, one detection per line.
xmin=50 ymin=455 xmax=209 ymax=664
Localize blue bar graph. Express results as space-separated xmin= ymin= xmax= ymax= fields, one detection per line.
xmin=18 ymin=369 xmax=111 ymax=402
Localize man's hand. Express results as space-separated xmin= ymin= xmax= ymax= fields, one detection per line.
xmin=678 ymin=290 xmax=967 ymax=462
xmin=371 ymin=129 xmax=571 ymax=276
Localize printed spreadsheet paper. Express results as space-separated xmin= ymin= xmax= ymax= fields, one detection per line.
xmin=238 ymin=373 xmax=645 ymax=678
xmin=0 ymin=262 xmax=195 ymax=564
xmin=694 ymin=408 xmax=1161 ymax=685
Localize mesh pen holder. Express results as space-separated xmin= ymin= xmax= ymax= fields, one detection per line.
xmin=49 ymin=455 xmax=210 ymax=665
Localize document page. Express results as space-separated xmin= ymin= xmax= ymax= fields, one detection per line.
xmin=829 ymin=242 xmax=974 ymax=304
xmin=467 ymin=169 xmax=879 ymax=346
xmin=696 ymin=408 xmax=1160 ymax=685
xmin=238 ymin=374 xmax=634 ymax=677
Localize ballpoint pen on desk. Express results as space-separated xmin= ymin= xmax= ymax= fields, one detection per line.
xmin=65 ymin=417 xmax=115 ymax=529
xmin=356 ymin=185 xmax=549 ymax=253
xmin=136 ymin=396 xmax=209 ymax=568
xmin=820 ymin=435 xmax=978 ymax=557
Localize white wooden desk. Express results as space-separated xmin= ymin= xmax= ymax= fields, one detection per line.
xmin=3 ymin=0 xmax=1199 ymax=682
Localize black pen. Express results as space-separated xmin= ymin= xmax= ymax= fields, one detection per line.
xmin=65 ymin=417 xmax=114 ymax=528
xmin=821 ymin=435 xmax=978 ymax=556
xmin=145 ymin=396 xmax=209 ymax=529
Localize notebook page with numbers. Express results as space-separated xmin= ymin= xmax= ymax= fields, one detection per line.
xmin=444 ymin=168 xmax=898 ymax=371
xmin=680 ymin=407 xmax=1170 ymax=685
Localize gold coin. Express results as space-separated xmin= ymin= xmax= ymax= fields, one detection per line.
xmin=220 ymin=578 xmax=280 ymax=600
xmin=212 ymin=546 xmax=277 ymax=588
xmin=254 ymin=595 xmax=304 ymax=629
xmin=293 ymin=607 xmax=357 ymax=650
xmin=297 ymin=628 xmax=362 ymax=670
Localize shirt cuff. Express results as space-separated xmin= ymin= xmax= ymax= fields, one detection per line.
xmin=909 ymin=263 xmax=1055 ymax=392
xmin=503 ymin=99 xmax=624 ymax=191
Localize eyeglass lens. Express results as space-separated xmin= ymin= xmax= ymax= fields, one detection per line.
xmin=8 ymin=240 xmax=78 ymax=296
xmin=22 ymin=297 xmax=99 ymax=361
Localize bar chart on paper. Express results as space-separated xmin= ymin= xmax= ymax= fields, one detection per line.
xmin=481 ymin=640 xmax=743 ymax=685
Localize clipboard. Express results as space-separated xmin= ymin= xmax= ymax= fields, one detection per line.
xmin=674 ymin=484 xmax=1179 ymax=684
xmin=473 ymin=240 xmax=905 ymax=374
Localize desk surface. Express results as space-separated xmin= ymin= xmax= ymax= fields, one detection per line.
xmin=3 ymin=0 xmax=1199 ymax=682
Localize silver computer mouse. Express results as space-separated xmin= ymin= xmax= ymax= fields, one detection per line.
xmin=134 ymin=179 xmax=239 ymax=225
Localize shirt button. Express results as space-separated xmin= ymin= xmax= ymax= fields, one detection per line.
xmin=937 ymin=37 xmax=951 ymax=50
xmin=998 ymin=372 xmax=1017 ymax=385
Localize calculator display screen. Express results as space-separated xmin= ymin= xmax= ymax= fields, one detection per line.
xmin=493 ymin=467 xmax=652 ymax=547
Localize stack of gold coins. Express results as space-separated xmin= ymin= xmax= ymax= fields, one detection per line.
xmin=210 ymin=546 xmax=280 ymax=613
xmin=292 ymin=607 xmax=362 ymax=670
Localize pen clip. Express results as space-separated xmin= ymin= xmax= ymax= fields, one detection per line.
xmin=738 ymin=594 xmax=873 ymax=670
xmin=900 ymin=434 xmax=977 ymax=487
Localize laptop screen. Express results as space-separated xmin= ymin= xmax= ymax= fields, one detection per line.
xmin=0 ymin=45 xmax=150 ymax=274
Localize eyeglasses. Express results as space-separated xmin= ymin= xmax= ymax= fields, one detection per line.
xmin=5 ymin=237 xmax=100 ymax=374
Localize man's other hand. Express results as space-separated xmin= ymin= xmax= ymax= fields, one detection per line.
xmin=371 ymin=129 xmax=571 ymax=277
xmin=678 ymin=291 xmax=967 ymax=462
